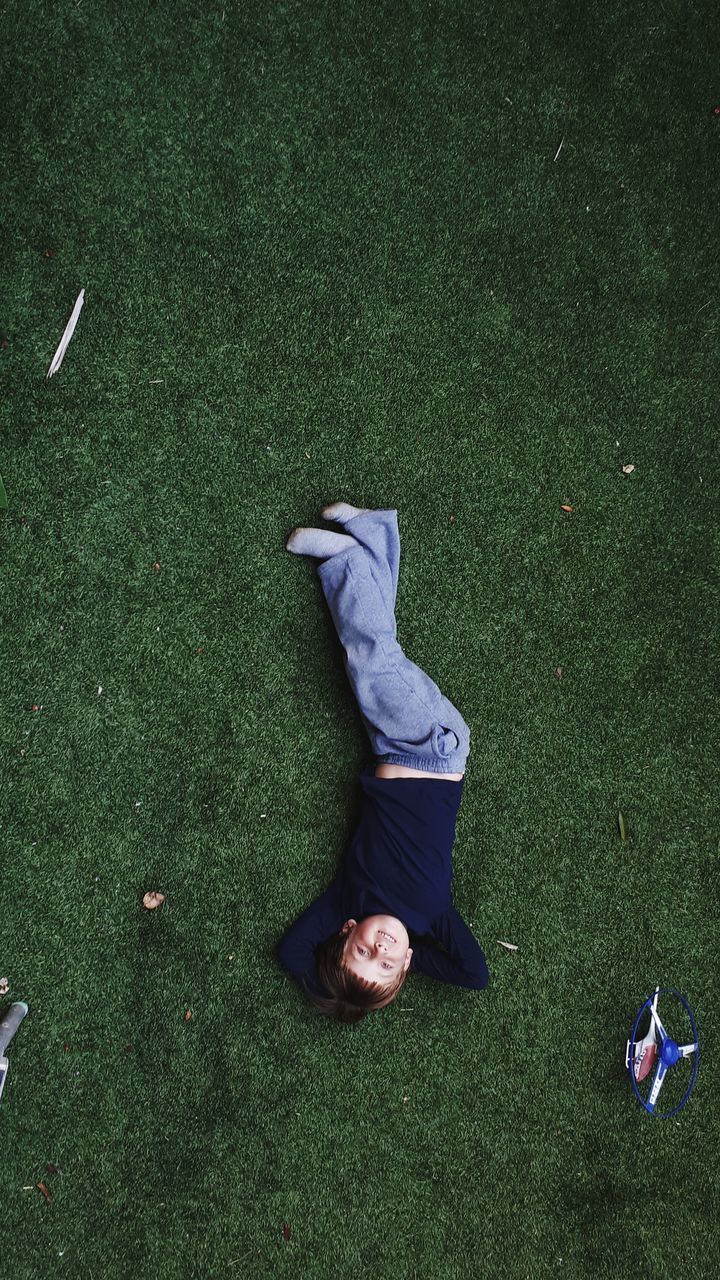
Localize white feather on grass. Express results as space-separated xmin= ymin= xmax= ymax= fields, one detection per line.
xmin=46 ymin=288 xmax=85 ymax=379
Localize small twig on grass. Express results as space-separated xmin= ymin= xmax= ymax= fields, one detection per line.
xmin=553 ymin=137 xmax=565 ymax=162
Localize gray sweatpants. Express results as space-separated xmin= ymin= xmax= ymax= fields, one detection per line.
xmin=315 ymin=508 xmax=470 ymax=774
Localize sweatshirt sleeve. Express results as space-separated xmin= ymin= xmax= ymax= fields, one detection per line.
xmin=410 ymin=906 xmax=489 ymax=990
xmin=276 ymin=883 xmax=342 ymax=995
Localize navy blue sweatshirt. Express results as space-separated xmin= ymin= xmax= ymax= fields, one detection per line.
xmin=277 ymin=765 xmax=488 ymax=995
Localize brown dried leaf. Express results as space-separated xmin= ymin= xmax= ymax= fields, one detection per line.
xmin=184 ymin=1009 xmax=193 ymax=1022
xmin=282 ymin=1223 xmax=292 ymax=1241
xmin=143 ymin=891 xmax=165 ymax=910
xmin=560 ymin=504 xmax=574 ymax=514
xmin=36 ymin=1182 xmax=52 ymax=1203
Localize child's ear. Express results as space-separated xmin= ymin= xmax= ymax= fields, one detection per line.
xmin=340 ymin=918 xmax=357 ymax=935
xmin=403 ymin=948 xmax=413 ymax=972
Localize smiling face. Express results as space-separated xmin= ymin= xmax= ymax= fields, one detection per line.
xmin=340 ymin=914 xmax=413 ymax=986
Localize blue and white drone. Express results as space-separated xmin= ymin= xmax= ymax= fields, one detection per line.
xmin=0 ymin=1002 xmax=28 ymax=1105
xmin=626 ymin=987 xmax=699 ymax=1117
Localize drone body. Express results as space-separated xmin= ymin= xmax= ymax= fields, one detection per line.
xmin=0 ymin=1002 xmax=29 ymax=1105
xmin=626 ymin=987 xmax=699 ymax=1117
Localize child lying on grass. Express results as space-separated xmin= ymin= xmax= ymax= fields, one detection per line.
xmin=277 ymin=503 xmax=488 ymax=1024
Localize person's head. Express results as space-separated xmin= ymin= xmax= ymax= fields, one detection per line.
xmin=303 ymin=914 xmax=413 ymax=1024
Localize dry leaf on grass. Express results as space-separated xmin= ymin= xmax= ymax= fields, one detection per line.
xmin=622 ymin=464 xmax=635 ymax=474
xmin=184 ymin=1010 xmax=193 ymax=1022
xmin=560 ymin=504 xmax=574 ymax=514
xmin=496 ymin=940 xmax=518 ymax=951
xmin=282 ymin=1224 xmax=292 ymax=1241
xmin=36 ymin=1182 xmax=52 ymax=1203
xmin=143 ymin=891 xmax=165 ymax=910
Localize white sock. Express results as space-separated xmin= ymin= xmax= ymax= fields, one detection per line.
xmin=321 ymin=502 xmax=370 ymax=525
xmin=285 ymin=528 xmax=359 ymax=558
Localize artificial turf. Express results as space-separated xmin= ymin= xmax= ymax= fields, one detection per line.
xmin=1 ymin=0 xmax=719 ymax=1275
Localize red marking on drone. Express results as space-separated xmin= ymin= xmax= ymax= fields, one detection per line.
xmin=633 ymin=1042 xmax=657 ymax=1082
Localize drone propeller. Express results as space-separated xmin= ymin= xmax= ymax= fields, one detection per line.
xmin=646 ymin=1058 xmax=668 ymax=1113
xmin=647 ymin=988 xmax=668 ymax=1041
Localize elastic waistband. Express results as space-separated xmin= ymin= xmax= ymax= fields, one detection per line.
xmin=376 ymin=753 xmax=466 ymax=775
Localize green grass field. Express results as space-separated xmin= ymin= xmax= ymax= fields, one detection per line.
xmin=2 ymin=1 xmax=718 ymax=1276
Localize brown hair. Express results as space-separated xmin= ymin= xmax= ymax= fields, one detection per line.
xmin=301 ymin=929 xmax=409 ymax=1024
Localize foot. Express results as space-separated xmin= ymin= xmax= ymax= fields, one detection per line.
xmin=286 ymin=527 xmax=359 ymax=558
xmin=320 ymin=502 xmax=371 ymax=525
